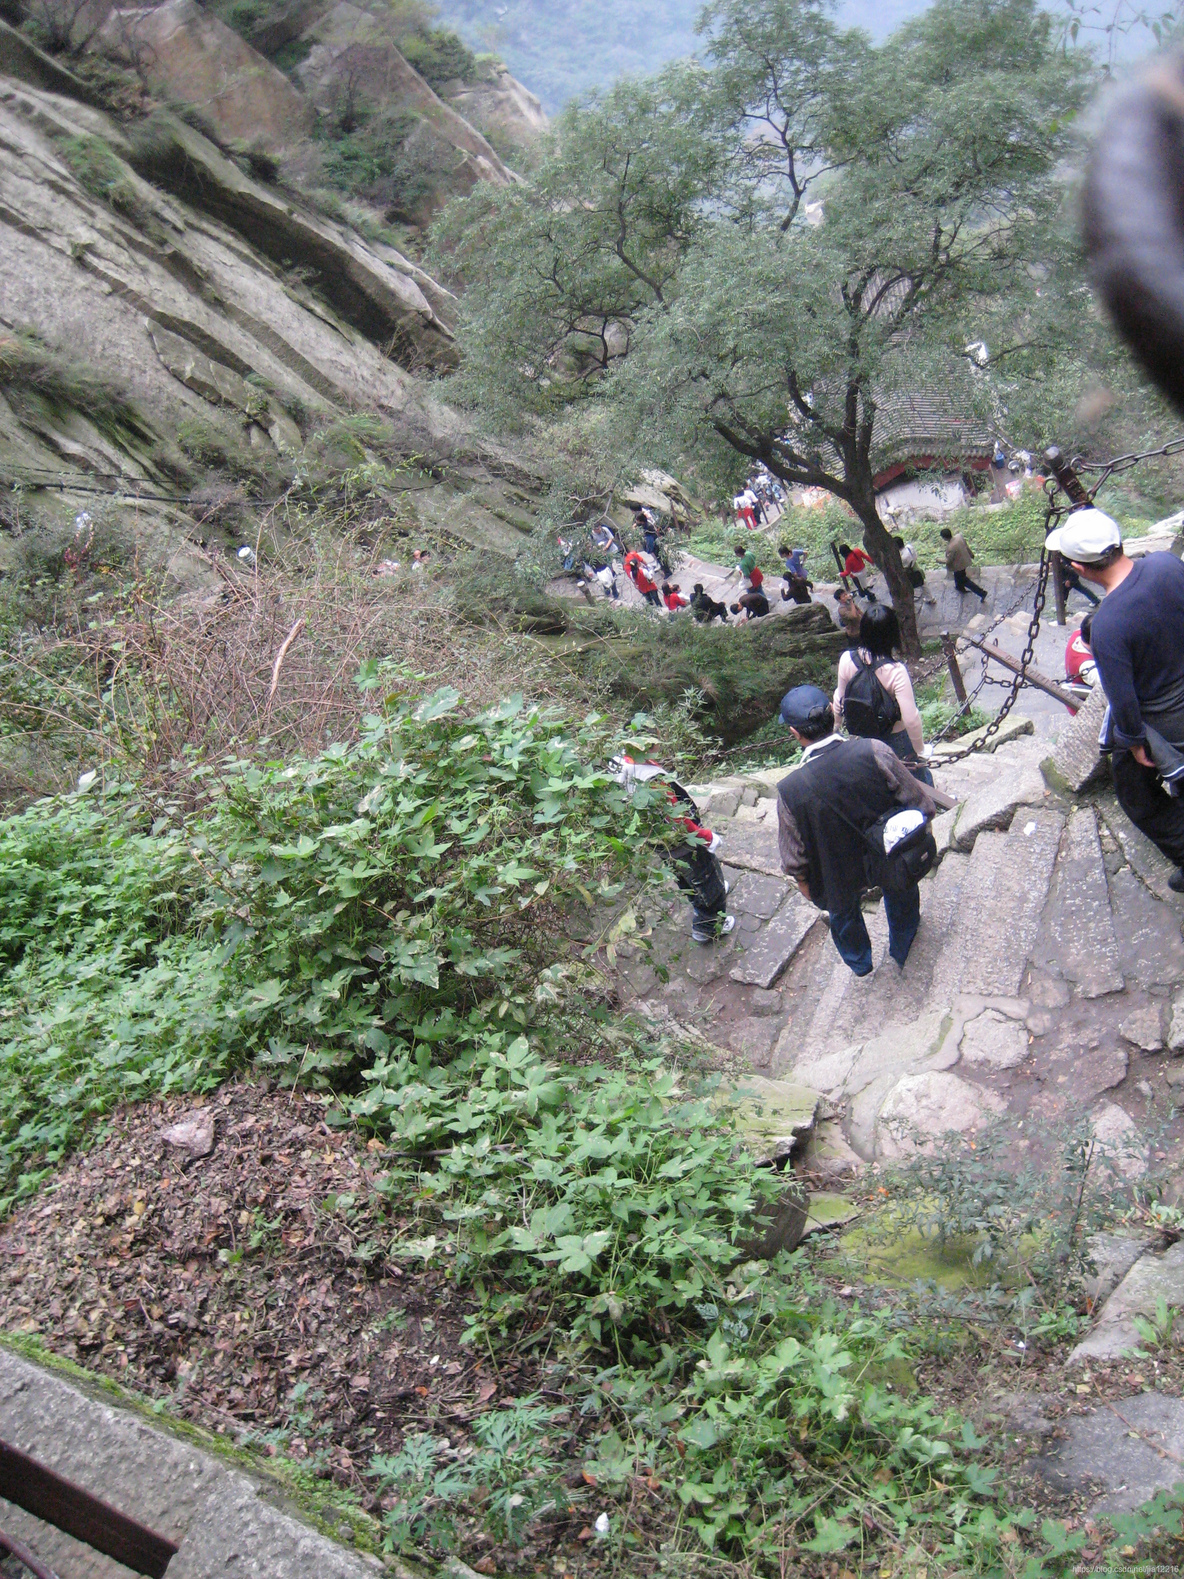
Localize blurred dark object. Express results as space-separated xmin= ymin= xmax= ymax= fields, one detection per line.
xmin=0 ymin=1439 xmax=176 ymax=1577
xmin=1086 ymin=53 xmax=1184 ymax=416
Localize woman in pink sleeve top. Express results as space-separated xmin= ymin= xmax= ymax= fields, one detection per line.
xmin=833 ymin=604 xmax=933 ymax=786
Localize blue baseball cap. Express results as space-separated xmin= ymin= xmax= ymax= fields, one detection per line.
xmin=779 ymin=685 xmax=832 ymax=730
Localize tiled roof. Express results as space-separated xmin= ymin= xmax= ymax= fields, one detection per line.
xmin=870 ymin=392 xmax=994 ymax=475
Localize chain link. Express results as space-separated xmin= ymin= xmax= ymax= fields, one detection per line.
xmin=923 ymin=434 xmax=1184 ymax=765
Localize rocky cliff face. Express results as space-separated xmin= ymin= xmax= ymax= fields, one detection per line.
xmin=439 ymin=57 xmax=546 ymax=159
xmin=0 ymin=38 xmax=537 ymax=587
xmin=100 ymin=0 xmax=313 ymax=150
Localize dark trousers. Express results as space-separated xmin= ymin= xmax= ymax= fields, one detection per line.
xmin=1112 ymin=750 xmax=1184 ymax=870
xmin=828 ymin=885 xmax=921 ymax=975
xmin=672 ymin=842 xmax=727 ymax=927
xmin=1064 ymin=570 xmax=1102 ymax=607
xmin=643 ymin=588 xmax=662 ymax=608
xmin=885 ymin=727 xmax=934 ymax=787
xmin=954 ymin=569 xmax=987 ymax=600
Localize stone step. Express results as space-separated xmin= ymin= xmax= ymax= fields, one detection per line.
xmin=728 ymin=891 xmax=820 ymax=989
xmin=0 ymin=1350 xmax=389 ymax=1579
xmin=930 ymin=806 xmax=1066 ymax=1001
xmin=778 ymin=845 xmax=972 ymax=1068
xmin=951 ymin=741 xmax=1055 ymax=851
xmin=1099 ymin=799 xmax=1184 ymax=907
xmin=1042 ymin=682 xmax=1109 ymax=795
xmin=1030 ymin=806 xmax=1124 ymax=998
xmin=929 ymin=713 xmax=1034 ymax=760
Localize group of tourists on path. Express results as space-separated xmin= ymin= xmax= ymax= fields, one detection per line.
xmin=646 ymin=503 xmax=1184 ymax=980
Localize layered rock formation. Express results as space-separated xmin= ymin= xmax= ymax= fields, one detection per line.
xmin=0 ymin=37 xmax=534 ymax=581
xmin=100 ymin=0 xmax=312 ymax=149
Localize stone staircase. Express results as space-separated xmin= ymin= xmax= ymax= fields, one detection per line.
xmin=622 ymin=732 xmax=1184 ymax=1188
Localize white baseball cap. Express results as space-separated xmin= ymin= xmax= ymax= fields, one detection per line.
xmin=1044 ymin=508 xmax=1122 ymax=564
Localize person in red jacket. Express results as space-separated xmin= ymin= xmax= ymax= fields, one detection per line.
xmin=661 ymin=583 xmax=689 ymax=610
xmin=624 ymin=549 xmax=662 ymax=607
xmin=838 ymin=542 xmax=878 ymax=601
xmin=611 ymin=757 xmax=736 ymax=943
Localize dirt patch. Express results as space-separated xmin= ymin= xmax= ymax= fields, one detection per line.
xmin=0 ymin=1081 xmax=547 ymax=1504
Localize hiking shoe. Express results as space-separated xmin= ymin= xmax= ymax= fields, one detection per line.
xmin=1170 ymin=868 xmax=1184 ymax=893
xmin=692 ymin=913 xmax=736 ymax=945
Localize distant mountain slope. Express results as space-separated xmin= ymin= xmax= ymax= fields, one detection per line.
xmin=432 ymin=0 xmax=931 ymax=112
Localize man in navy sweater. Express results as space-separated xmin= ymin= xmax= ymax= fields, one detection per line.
xmin=1046 ymin=508 xmax=1184 ymax=889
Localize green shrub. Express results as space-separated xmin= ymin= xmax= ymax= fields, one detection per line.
xmin=53 ymin=132 xmax=153 ymax=227
xmin=398 ymin=26 xmax=477 ymax=88
xmin=0 ymin=687 xmax=668 ymax=1203
xmin=319 ymin=109 xmax=451 ymax=219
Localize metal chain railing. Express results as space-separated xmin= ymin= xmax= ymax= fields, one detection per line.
xmin=930 ymin=546 xmax=1053 ymax=763
xmin=927 ymin=437 xmax=1138 ymax=765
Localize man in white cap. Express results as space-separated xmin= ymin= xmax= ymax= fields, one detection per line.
xmin=1046 ymin=507 xmax=1184 ymax=890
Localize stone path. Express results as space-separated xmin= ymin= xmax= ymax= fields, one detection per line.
xmin=617 ymin=714 xmax=1184 ymax=1436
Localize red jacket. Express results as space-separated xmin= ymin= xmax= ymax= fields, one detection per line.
xmin=662 ymin=589 xmax=689 ymax=610
xmin=624 ymin=551 xmax=657 ymax=595
xmin=844 ymin=548 xmax=872 ymax=575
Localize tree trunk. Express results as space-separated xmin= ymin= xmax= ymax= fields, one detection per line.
xmin=851 ymin=497 xmax=921 ymax=658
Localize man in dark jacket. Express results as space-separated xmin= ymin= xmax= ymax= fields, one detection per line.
xmin=776 ymin=685 xmax=945 ymax=975
xmin=1047 ymin=508 xmax=1184 ymax=890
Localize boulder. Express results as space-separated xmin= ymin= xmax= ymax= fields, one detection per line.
xmin=1089 ymin=1102 xmax=1148 ymax=1180
xmin=1120 ymin=1002 xmax=1165 ymax=1052
xmin=802 ymin=1118 xmax=864 ymax=1179
xmin=958 ymin=1009 xmax=1028 ymax=1069
xmin=442 ymin=60 xmax=548 ymax=155
xmin=875 ymin=1070 xmax=1006 ymax=1159
xmin=1069 ymin=1239 xmax=1184 ymax=1363
xmin=1170 ymin=991 xmax=1184 ymax=1054
xmin=160 ymin=1111 xmax=215 ymax=1158
xmin=101 ymin=0 xmax=312 ymax=150
xmin=722 ymin=1075 xmax=822 ymax=1163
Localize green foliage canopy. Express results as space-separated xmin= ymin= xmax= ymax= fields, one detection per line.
xmin=437 ymin=0 xmax=1100 ymax=651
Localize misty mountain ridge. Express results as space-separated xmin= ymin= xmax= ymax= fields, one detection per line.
xmin=434 ymin=0 xmax=1163 ymax=111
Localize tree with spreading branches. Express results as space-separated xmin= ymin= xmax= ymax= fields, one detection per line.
xmin=436 ymin=0 xmax=1096 ymax=653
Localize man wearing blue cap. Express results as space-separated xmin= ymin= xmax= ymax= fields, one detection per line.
xmin=775 ymin=685 xmax=947 ymax=975
xmin=1047 ymin=507 xmax=1184 ymax=890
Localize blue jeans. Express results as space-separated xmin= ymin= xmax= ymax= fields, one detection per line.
xmin=828 ymin=885 xmax=921 ymax=975
xmin=886 ymin=728 xmax=934 ymax=787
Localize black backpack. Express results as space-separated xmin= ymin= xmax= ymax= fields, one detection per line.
xmin=842 ymin=651 xmax=902 ymax=740
xmin=862 ymin=809 xmax=938 ymax=894
xmin=828 ymin=797 xmax=937 ymax=895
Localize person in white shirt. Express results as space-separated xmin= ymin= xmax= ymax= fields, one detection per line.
xmin=833 ymin=604 xmax=933 ymax=785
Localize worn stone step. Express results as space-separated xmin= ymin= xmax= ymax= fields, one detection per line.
xmin=930 ymin=807 xmax=1065 ymax=1001
xmin=729 ymin=891 xmax=820 ymax=988
xmin=1042 ymin=682 xmax=1109 ymax=794
xmin=0 ymin=1349 xmax=388 ymax=1579
xmin=952 ymin=741 xmax=1054 ymax=851
xmin=1030 ymin=806 xmax=1124 ymax=998
xmin=778 ymin=847 xmax=972 ymax=1069
xmin=929 ymin=713 xmax=1034 ymax=760
xmin=1069 ymin=1239 xmax=1184 ymax=1364
xmin=1099 ymin=798 xmax=1184 ymax=906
